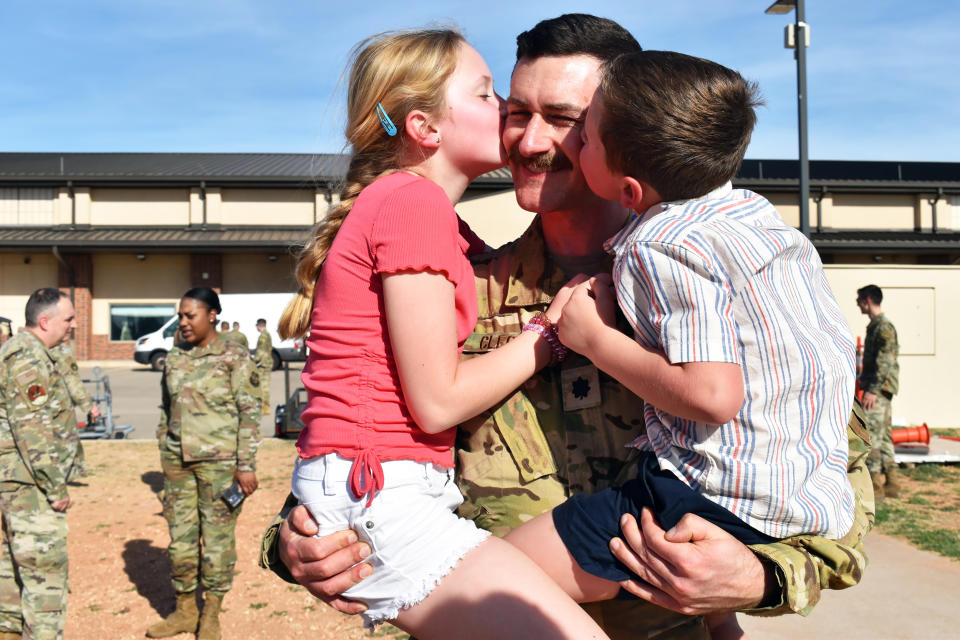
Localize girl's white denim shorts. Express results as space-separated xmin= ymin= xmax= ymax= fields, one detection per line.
xmin=292 ymin=453 xmax=490 ymax=627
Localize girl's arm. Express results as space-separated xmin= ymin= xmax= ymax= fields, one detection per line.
xmin=559 ymin=278 xmax=743 ymax=425
xmin=383 ymin=270 xmax=568 ymax=434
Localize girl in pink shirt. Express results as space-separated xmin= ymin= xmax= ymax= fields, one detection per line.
xmin=278 ymin=29 xmax=605 ymax=639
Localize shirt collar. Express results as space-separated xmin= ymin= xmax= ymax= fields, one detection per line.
xmin=604 ymin=181 xmax=734 ymax=255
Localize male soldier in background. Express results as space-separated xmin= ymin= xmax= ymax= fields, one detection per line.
xmin=51 ymin=340 xmax=99 ymax=479
xmin=228 ymin=321 xmax=249 ymax=349
xmin=264 ymin=14 xmax=874 ymax=637
xmin=253 ymin=319 xmax=273 ymax=416
xmin=0 ymin=288 xmax=81 ymax=640
xmin=857 ymin=284 xmax=901 ymax=498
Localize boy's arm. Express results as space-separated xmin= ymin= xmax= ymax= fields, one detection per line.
xmin=558 ymin=277 xmax=743 ymax=424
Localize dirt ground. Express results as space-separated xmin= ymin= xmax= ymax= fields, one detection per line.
xmin=63 ymin=438 xmax=402 ymax=640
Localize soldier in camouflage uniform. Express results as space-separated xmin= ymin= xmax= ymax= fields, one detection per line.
xmin=222 ymin=321 xmax=249 ymax=349
xmin=0 ymin=288 xmax=81 ymax=640
xmin=51 ymin=341 xmax=97 ymax=479
xmin=857 ymin=284 xmax=900 ymax=498
xmin=259 ymin=14 xmax=874 ymax=637
xmin=253 ymin=319 xmax=273 ymax=416
xmin=147 ymin=288 xmax=261 ymax=640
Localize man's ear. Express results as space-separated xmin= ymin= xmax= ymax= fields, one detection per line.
xmin=404 ymin=110 xmax=441 ymax=149
xmin=619 ymin=177 xmax=645 ymax=210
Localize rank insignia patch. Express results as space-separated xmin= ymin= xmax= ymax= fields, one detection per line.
xmin=249 ymin=372 xmax=260 ymax=388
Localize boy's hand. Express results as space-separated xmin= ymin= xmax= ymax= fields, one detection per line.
xmin=544 ymin=273 xmax=590 ymax=324
xmin=557 ymin=274 xmax=617 ymax=355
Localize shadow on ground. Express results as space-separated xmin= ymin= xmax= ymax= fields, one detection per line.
xmin=141 ymin=471 xmax=164 ymax=495
xmin=122 ymin=539 xmax=176 ymax=616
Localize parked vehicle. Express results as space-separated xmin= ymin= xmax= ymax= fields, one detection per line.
xmin=133 ymin=292 xmax=305 ymax=371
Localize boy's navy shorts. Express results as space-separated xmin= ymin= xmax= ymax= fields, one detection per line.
xmin=552 ymin=452 xmax=778 ymax=584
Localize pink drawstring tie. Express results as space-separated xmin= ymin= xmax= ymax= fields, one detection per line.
xmin=349 ymin=449 xmax=385 ymax=507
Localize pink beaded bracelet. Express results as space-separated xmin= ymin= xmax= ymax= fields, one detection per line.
xmin=522 ymin=312 xmax=569 ymax=365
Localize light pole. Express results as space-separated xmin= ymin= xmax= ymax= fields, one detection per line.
xmin=766 ymin=0 xmax=810 ymax=238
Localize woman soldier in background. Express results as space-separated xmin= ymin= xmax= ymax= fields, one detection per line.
xmin=147 ymin=287 xmax=261 ymax=640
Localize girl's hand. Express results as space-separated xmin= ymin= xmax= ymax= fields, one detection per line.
xmin=236 ymin=470 xmax=259 ymax=496
xmin=544 ymin=273 xmax=591 ymax=324
xmin=557 ymin=274 xmax=617 ymax=356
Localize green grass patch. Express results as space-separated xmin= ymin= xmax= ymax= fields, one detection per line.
xmin=877 ymin=495 xmax=960 ymax=561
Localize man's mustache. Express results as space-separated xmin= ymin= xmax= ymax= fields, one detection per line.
xmin=508 ymin=148 xmax=574 ymax=172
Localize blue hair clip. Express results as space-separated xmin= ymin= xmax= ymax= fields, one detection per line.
xmin=375 ymin=102 xmax=397 ymax=137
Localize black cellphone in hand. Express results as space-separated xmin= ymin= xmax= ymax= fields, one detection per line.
xmin=220 ymin=481 xmax=246 ymax=510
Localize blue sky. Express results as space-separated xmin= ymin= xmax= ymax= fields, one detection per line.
xmin=2 ymin=0 xmax=957 ymax=161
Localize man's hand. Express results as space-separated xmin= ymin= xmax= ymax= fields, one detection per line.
xmin=50 ymin=496 xmax=70 ymax=512
xmin=608 ymin=508 xmax=772 ymax=615
xmin=861 ymin=391 xmax=877 ymax=410
xmin=88 ymin=405 xmax=101 ymax=421
xmin=279 ymin=505 xmax=373 ymax=614
xmin=557 ymin=274 xmax=617 ymax=355
xmin=235 ymin=470 xmax=259 ymax=496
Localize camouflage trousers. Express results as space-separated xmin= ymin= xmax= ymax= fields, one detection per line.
xmin=159 ymin=452 xmax=240 ymax=595
xmin=0 ymin=484 xmax=69 ymax=639
xmin=864 ymin=394 xmax=895 ymax=474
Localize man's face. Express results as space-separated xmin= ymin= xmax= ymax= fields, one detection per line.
xmin=503 ymin=54 xmax=606 ymax=214
xmin=45 ymin=297 xmax=77 ymax=346
xmin=856 ymin=297 xmax=870 ymax=315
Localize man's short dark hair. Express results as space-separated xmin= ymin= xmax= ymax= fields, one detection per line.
xmin=256 ymin=318 xmax=267 ymax=326
xmin=515 ymin=13 xmax=641 ymax=63
xmin=597 ymin=50 xmax=762 ymax=202
xmin=857 ymin=284 xmax=883 ymax=305
xmin=25 ymin=287 xmax=68 ymax=327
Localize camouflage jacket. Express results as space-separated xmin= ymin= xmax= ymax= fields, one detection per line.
xmin=158 ymin=333 xmax=261 ymax=471
xmin=0 ymin=331 xmax=79 ymax=501
xmin=52 ymin=341 xmax=93 ymax=414
xmin=457 ymin=217 xmax=873 ymax=618
xmin=253 ymin=330 xmax=273 ymax=373
xmin=223 ymin=330 xmax=249 ymax=349
xmin=860 ymin=314 xmax=899 ymax=397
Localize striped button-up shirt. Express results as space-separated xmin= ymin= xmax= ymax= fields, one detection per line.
xmin=606 ymin=183 xmax=856 ymax=538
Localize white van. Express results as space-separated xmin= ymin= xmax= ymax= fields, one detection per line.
xmin=133 ymin=292 xmax=306 ymax=371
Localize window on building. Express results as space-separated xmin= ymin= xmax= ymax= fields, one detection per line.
xmin=0 ymin=187 xmax=55 ymax=225
xmin=110 ymin=304 xmax=176 ymax=342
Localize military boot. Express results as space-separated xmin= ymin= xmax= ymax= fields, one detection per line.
xmin=871 ymin=473 xmax=885 ymax=500
xmin=197 ymin=592 xmax=223 ymax=640
xmin=0 ymin=631 xmax=22 ymax=639
xmin=884 ymin=466 xmax=903 ymax=499
xmin=146 ymin=591 xmax=199 ymax=638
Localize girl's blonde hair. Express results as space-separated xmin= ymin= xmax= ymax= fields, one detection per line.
xmin=279 ymin=29 xmax=465 ymax=339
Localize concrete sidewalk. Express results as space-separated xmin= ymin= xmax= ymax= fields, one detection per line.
xmin=740 ymin=531 xmax=960 ymax=639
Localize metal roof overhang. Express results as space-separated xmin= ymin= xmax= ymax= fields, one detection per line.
xmin=811 ymin=230 xmax=960 ymax=253
xmin=0 ymin=226 xmax=312 ymax=251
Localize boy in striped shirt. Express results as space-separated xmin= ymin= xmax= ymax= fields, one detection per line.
xmin=505 ymin=50 xmax=856 ymax=639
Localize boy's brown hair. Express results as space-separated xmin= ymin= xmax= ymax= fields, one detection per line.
xmin=597 ymin=50 xmax=762 ymax=203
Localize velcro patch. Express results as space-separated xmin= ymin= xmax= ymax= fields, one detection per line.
xmin=15 ymin=370 xmax=38 ymax=387
xmin=249 ymin=372 xmax=260 ymax=388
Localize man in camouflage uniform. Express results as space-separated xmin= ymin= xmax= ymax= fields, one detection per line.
xmin=222 ymin=321 xmax=249 ymax=349
xmin=0 ymin=288 xmax=81 ymax=640
xmin=857 ymin=284 xmax=900 ymax=498
xmin=253 ymin=319 xmax=273 ymax=416
xmin=148 ymin=329 xmax=261 ymax=640
xmin=51 ymin=340 xmax=99 ymax=479
xmin=260 ymin=14 xmax=874 ymax=637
